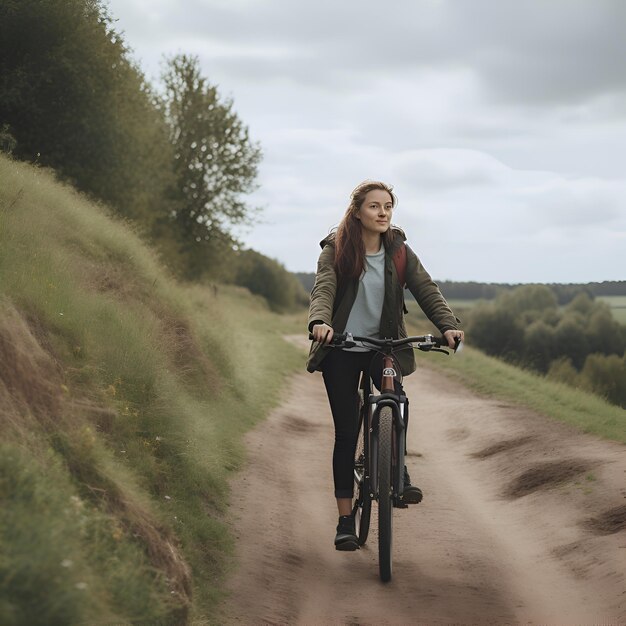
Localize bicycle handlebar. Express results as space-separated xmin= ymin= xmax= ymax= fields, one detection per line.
xmin=308 ymin=332 xmax=462 ymax=353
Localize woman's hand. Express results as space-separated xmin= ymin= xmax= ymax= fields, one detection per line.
xmin=312 ymin=323 xmax=334 ymax=345
xmin=443 ymin=329 xmax=464 ymax=349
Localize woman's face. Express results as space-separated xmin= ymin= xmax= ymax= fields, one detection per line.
xmin=356 ymin=189 xmax=393 ymax=235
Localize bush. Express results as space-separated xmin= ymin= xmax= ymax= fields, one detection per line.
xmin=547 ymin=357 xmax=580 ymax=387
xmin=234 ymin=249 xmax=308 ymax=312
xmin=523 ymin=320 xmax=555 ymax=373
xmin=499 ymin=284 xmax=558 ymax=316
xmin=552 ymin=313 xmax=590 ymax=369
xmin=586 ymin=303 xmax=625 ymax=356
xmin=580 ymin=354 xmax=626 ymax=408
xmin=466 ymin=284 xmax=626 ymax=408
xmin=466 ymin=304 xmax=524 ymax=361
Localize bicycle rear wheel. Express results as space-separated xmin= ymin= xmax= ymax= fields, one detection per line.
xmin=377 ymin=405 xmax=393 ymax=582
xmin=353 ymin=406 xmax=371 ymax=546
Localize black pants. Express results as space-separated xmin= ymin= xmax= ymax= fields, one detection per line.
xmin=321 ymin=349 xmax=408 ymax=498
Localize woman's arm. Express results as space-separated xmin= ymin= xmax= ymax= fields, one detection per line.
xmin=308 ymin=245 xmax=337 ymax=333
xmin=404 ymin=244 xmax=462 ymax=341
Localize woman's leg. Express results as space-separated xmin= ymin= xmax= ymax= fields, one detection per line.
xmin=321 ymin=350 xmax=372 ymax=515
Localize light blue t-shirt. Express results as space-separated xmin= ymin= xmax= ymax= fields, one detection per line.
xmin=344 ymin=246 xmax=385 ymax=351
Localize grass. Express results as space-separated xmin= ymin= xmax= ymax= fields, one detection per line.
xmin=414 ymin=345 xmax=626 ymax=444
xmin=0 ymin=155 xmax=304 ymax=624
xmin=597 ymin=295 xmax=626 ymax=324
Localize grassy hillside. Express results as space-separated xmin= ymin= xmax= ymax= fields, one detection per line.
xmin=0 ymin=155 xmax=304 ymax=624
xmin=415 ymin=346 xmax=626 ymax=444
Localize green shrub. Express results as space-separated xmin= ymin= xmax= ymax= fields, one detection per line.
xmin=466 ymin=284 xmax=626 ymax=408
xmin=580 ymin=354 xmax=626 ymax=408
xmin=234 ymin=249 xmax=309 ymax=312
xmin=523 ymin=320 xmax=555 ymax=373
xmin=547 ymin=357 xmax=580 ymax=387
xmin=466 ymin=303 xmax=524 ymax=360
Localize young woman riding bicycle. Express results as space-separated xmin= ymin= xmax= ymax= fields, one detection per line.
xmin=307 ymin=180 xmax=464 ymax=551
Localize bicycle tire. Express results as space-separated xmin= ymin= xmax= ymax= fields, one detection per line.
xmin=377 ymin=405 xmax=393 ymax=582
xmin=353 ymin=413 xmax=371 ymax=546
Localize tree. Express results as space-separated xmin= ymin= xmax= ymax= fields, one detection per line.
xmin=566 ymin=292 xmax=594 ymax=315
xmin=234 ymin=250 xmax=309 ymax=312
xmin=161 ymin=54 xmax=262 ymax=278
xmin=523 ymin=320 xmax=555 ymax=373
xmin=466 ymin=303 xmax=525 ymax=361
xmin=499 ymin=284 xmax=558 ymax=316
xmin=587 ymin=303 xmax=625 ymax=357
xmin=552 ymin=313 xmax=590 ymax=369
xmin=580 ymin=354 xmax=626 ymax=408
xmin=0 ymin=0 xmax=173 ymax=223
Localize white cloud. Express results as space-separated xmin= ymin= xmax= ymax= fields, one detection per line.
xmin=104 ymin=0 xmax=626 ymax=283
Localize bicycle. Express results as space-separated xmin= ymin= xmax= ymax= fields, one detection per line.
xmin=312 ymin=331 xmax=460 ymax=582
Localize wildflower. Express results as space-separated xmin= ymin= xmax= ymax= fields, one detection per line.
xmin=61 ymin=559 xmax=73 ymax=568
xmin=164 ymin=495 xmax=171 ymax=501
xmin=75 ymin=582 xmax=88 ymax=590
xmin=70 ymin=496 xmax=84 ymax=509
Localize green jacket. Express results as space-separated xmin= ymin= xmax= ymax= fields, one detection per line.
xmin=306 ymin=228 xmax=460 ymax=375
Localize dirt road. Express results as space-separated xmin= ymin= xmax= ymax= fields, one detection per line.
xmin=223 ymin=344 xmax=625 ymax=625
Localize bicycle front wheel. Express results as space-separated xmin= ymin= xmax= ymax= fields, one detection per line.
xmin=377 ymin=405 xmax=393 ymax=582
xmin=353 ymin=410 xmax=371 ymax=546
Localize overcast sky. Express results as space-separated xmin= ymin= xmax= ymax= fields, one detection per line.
xmin=105 ymin=0 xmax=625 ymax=283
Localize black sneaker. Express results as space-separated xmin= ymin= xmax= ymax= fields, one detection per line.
xmin=334 ymin=515 xmax=359 ymax=551
xmin=402 ymin=466 xmax=423 ymax=505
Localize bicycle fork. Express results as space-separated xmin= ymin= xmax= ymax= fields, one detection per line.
xmin=368 ymin=356 xmax=407 ymax=503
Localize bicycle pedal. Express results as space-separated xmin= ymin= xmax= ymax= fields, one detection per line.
xmin=393 ymin=500 xmax=408 ymax=509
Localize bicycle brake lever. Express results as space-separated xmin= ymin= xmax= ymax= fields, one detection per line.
xmin=430 ymin=347 xmax=449 ymax=355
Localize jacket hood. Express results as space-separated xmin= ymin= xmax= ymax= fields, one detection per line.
xmin=319 ymin=225 xmax=407 ymax=249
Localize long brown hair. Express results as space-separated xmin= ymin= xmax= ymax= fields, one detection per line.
xmin=334 ymin=180 xmax=397 ymax=279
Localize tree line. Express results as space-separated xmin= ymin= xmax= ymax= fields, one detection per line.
xmin=440 ymin=280 xmax=626 ymax=304
xmin=465 ymin=286 xmax=626 ymax=408
xmin=296 ymin=274 xmax=626 ymax=306
xmin=0 ymin=0 xmax=306 ymax=311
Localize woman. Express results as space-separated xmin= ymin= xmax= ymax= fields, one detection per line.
xmin=307 ymin=180 xmax=464 ymax=551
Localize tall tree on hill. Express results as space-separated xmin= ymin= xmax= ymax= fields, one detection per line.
xmin=0 ymin=0 xmax=173 ymax=223
xmin=160 ymin=54 xmax=262 ymax=278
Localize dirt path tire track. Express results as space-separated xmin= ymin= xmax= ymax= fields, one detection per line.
xmin=222 ymin=349 xmax=626 ymax=625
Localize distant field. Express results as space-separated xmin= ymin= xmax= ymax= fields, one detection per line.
xmin=406 ymin=297 xmax=481 ymax=312
xmin=444 ymin=298 xmax=480 ymax=310
xmin=598 ymin=296 xmax=626 ymax=324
